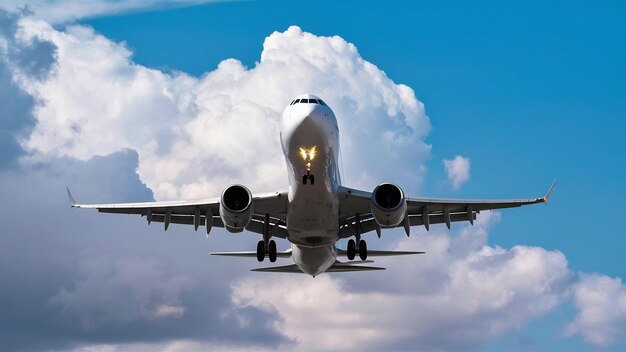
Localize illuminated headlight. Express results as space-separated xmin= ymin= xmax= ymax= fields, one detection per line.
xmin=299 ymin=146 xmax=317 ymax=161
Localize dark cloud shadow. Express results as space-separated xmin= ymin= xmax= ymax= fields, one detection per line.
xmin=0 ymin=151 xmax=287 ymax=351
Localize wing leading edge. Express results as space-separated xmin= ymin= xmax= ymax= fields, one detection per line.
xmin=67 ymin=188 xmax=289 ymax=237
xmin=337 ymin=180 xmax=556 ymax=238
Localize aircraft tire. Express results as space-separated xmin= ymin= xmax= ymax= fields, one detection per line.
xmin=359 ymin=240 xmax=367 ymax=260
xmin=256 ymin=240 xmax=265 ymax=262
xmin=268 ymin=240 xmax=277 ymax=262
xmin=347 ymin=239 xmax=356 ymax=260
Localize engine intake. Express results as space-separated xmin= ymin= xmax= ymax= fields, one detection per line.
xmin=371 ymin=183 xmax=407 ymax=227
xmin=220 ymin=185 xmax=253 ymax=233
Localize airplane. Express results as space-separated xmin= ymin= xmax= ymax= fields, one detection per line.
xmin=68 ymin=94 xmax=555 ymax=277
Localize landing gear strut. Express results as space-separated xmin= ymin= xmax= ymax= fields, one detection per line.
xmin=256 ymin=239 xmax=277 ymax=262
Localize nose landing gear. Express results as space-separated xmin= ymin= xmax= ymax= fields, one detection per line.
xmin=302 ymin=173 xmax=315 ymax=185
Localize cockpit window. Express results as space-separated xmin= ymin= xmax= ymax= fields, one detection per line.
xmin=293 ymin=98 xmax=324 ymax=104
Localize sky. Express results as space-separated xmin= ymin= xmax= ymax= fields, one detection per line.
xmin=0 ymin=0 xmax=624 ymax=351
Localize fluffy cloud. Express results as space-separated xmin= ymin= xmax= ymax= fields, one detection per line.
xmin=0 ymin=9 xmax=55 ymax=168
xmin=12 ymin=21 xmax=430 ymax=200
xmin=0 ymin=152 xmax=285 ymax=351
xmin=1 ymin=6 xmax=625 ymax=351
xmin=566 ymin=274 xmax=626 ymax=346
xmin=443 ymin=155 xmax=470 ymax=190
xmin=231 ymin=213 xmax=572 ymax=351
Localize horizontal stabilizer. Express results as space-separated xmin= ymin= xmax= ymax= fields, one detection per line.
xmin=251 ymin=261 xmax=385 ymax=274
xmin=337 ymin=249 xmax=425 ymax=257
xmin=210 ymin=249 xmax=292 ymax=258
xmin=326 ymin=264 xmax=385 ymax=272
xmin=251 ymin=264 xmax=302 ymax=273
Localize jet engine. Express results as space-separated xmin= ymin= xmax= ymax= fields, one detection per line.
xmin=219 ymin=185 xmax=253 ymax=233
xmin=370 ymin=183 xmax=407 ymax=227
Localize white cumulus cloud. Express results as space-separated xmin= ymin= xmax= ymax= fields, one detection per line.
xmin=10 ymin=21 xmax=430 ymax=200
xmin=566 ymin=273 xmax=626 ymax=346
xmin=231 ymin=213 xmax=571 ymax=351
xmin=443 ymin=155 xmax=470 ymax=190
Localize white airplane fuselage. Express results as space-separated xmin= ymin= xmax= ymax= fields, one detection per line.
xmin=280 ymin=95 xmax=341 ymax=276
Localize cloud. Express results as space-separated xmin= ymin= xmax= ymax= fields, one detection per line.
xmin=443 ymin=155 xmax=470 ymax=190
xmin=0 ymin=8 xmax=56 ymax=168
xmin=566 ymin=274 xmax=626 ymax=346
xmin=1 ymin=7 xmax=625 ymax=351
xmin=10 ymin=22 xmax=430 ymax=200
xmin=49 ymin=255 xmax=194 ymax=329
xmin=0 ymin=152 xmax=285 ymax=351
xmin=231 ymin=212 xmax=572 ymax=351
xmin=0 ymin=1 xmax=217 ymax=24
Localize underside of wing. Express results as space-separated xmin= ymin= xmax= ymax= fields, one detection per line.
xmin=67 ymin=188 xmax=289 ymax=237
xmin=337 ymin=180 xmax=555 ymax=237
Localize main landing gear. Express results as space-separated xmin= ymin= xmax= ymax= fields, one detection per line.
xmin=347 ymin=238 xmax=368 ymax=260
xmin=256 ymin=239 xmax=277 ymax=262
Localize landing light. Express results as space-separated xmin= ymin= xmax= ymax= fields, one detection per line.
xmin=299 ymin=146 xmax=317 ymax=161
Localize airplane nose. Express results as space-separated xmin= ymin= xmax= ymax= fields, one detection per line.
xmin=296 ymin=104 xmax=325 ymax=126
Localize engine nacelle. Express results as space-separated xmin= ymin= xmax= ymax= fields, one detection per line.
xmin=219 ymin=185 xmax=253 ymax=233
xmin=371 ymin=183 xmax=407 ymax=227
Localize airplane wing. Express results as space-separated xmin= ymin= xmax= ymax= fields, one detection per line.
xmin=337 ymin=180 xmax=556 ymax=237
xmin=67 ymin=188 xmax=289 ymax=238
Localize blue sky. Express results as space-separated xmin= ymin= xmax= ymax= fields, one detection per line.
xmin=0 ymin=0 xmax=625 ymax=351
xmin=84 ymin=0 xmax=626 ymax=276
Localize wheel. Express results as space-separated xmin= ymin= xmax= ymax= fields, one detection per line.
xmin=347 ymin=239 xmax=356 ymax=260
xmin=268 ymin=240 xmax=277 ymax=262
xmin=359 ymin=240 xmax=367 ymax=260
xmin=309 ymin=175 xmax=315 ymax=185
xmin=302 ymin=175 xmax=308 ymax=184
xmin=256 ymin=240 xmax=265 ymax=262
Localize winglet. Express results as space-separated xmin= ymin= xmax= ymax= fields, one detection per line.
xmin=542 ymin=179 xmax=557 ymax=203
xmin=66 ymin=187 xmax=76 ymax=207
